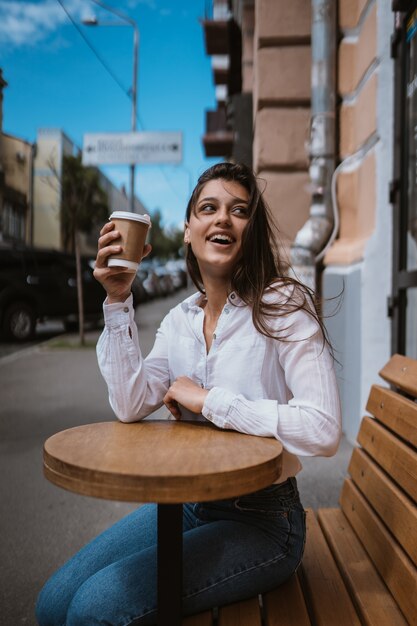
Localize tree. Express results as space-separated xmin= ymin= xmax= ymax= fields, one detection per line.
xmin=148 ymin=209 xmax=184 ymax=259
xmin=60 ymin=154 xmax=109 ymax=345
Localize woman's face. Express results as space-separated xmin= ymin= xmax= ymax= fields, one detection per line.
xmin=185 ymin=178 xmax=250 ymax=280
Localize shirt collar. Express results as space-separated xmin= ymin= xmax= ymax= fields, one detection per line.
xmin=181 ymin=291 xmax=205 ymax=312
xmin=181 ymin=290 xmax=243 ymax=311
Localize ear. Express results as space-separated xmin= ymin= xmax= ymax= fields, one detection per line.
xmin=184 ymin=223 xmax=190 ymax=244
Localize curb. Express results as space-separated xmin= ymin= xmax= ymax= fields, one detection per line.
xmin=0 ymin=332 xmax=98 ymax=367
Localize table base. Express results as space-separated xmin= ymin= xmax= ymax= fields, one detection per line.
xmin=157 ymin=504 xmax=183 ymax=626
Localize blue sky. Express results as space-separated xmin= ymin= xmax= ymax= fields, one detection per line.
xmin=0 ymin=0 xmax=219 ymax=229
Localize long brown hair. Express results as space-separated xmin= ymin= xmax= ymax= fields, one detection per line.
xmin=185 ymin=162 xmax=331 ymax=348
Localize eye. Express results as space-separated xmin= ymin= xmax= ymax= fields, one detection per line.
xmin=199 ymin=204 xmax=216 ymax=213
xmin=232 ymin=206 xmax=249 ymax=216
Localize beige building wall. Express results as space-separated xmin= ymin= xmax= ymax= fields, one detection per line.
xmin=325 ymin=1 xmax=378 ymax=265
xmin=33 ymin=129 xmax=74 ymax=250
xmin=1 ymin=135 xmax=32 ymax=197
xmin=252 ymin=0 xmax=311 ymax=247
xmin=0 ymin=133 xmax=33 ymax=243
xmin=321 ymin=0 xmax=394 ymax=443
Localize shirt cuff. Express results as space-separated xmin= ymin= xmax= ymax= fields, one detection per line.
xmin=103 ymin=293 xmax=135 ymax=328
xmin=202 ymin=386 xmax=235 ymax=428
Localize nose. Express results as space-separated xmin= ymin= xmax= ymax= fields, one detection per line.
xmin=215 ymin=206 xmax=231 ymax=226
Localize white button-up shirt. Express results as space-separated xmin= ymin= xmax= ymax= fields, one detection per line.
xmin=97 ymin=288 xmax=341 ymax=482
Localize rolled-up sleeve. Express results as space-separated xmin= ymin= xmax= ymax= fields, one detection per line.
xmin=96 ymin=295 xmax=171 ymax=422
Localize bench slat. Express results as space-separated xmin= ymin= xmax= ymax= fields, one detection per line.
xmin=366 ymin=385 xmax=417 ymax=448
xmin=299 ymin=509 xmax=361 ymax=626
xmin=379 ymin=354 xmax=417 ymax=397
xmin=183 ymin=611 xmax=213 ymax=626
xmin=218 ymin=596 xmax=262 ymax=626
xmin=340 ymin=478 xmax=417 ymax=624
xmin=357 ymin=416 xmax=417 ymax=503
xmin=318 ymin=508 xmax=408 ymax=625
xmin=349 ymin=447 xmax=417 ymax=566
xmin=263 ymin=574 xmax=311 ymax=625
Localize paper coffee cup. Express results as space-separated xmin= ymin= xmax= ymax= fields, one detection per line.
xmin=107 ymin=211 xmax=151 ymax=272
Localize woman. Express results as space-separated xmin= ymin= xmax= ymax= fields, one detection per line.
xmin=36 ymin=162 xmax=341 ymax=626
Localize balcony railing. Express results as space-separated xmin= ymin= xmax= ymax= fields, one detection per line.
xmin=202 ymin=108 xmax=234 ymax=158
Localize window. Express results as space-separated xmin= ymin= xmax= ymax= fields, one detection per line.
xmin=2 ymin=201 xmax=26 ymax=242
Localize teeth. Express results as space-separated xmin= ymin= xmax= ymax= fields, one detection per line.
xmin=209 ymin=234 xmax=233 ymax=243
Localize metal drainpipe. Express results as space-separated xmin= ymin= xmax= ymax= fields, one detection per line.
xmin=290 ymin=0 xmax=336 ymax=291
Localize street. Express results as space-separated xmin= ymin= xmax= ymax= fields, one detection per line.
xmin=0 ymin=320 xmax=67 ymax=360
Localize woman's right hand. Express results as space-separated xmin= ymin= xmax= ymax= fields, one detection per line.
xmin=93 ymin=221 xmax=151 ymax=304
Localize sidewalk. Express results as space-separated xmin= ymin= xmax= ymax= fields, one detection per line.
xmin=0 ymin=287 xmax=353 ymax=625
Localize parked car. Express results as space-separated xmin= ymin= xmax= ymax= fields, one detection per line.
xmin=0 ymin=244 xmax=106 ymax=342
xmin=154 ymin=265 xmax=175 ymax=296
xmin=139 ymin=258 xmax=188 ymax=297
xmin=138 ymin=263 xmax=163 ymax=299
xmin=131 ymin=270 xmax=150 ymax=306
xmin=165 ymin=259 xmax=188 ymax=289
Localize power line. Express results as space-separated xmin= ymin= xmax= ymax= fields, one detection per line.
xmin=55 ymin=0 xmax=133 ymax=111
xmin=55 ymin=0 xmax=191 ymax=204
xmin=159 ymin=167 xmax=188 ymax=203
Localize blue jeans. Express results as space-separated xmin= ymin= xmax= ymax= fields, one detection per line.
xmin=36 ymin=478 xmax=306 ymax=626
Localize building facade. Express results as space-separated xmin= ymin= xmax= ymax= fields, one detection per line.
xmin=201 ymin=0 xmax=416 ymax=442
xmin=33 ymin=128 xmax=148 ymax=256
xmin=0 ymin=70 xmax=34 ymax=246
xmin=0 ymin=68 xmax=148 ymax=256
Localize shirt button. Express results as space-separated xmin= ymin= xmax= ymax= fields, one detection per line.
xmin=224 ymin=308 xmax=229 ymax=314
xmin=123 ymin=307 xmax=129 ymax=313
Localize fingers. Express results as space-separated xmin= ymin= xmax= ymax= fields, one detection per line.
xmin=95 ymin=223 xmax=123 ymax=269
xmin=93 ymin=264 xmax=132 ymax=282
xmin=95 ymin=250 xmax=119 ymax=270
xmin=164 ymin=399 xmax=182 ymax=420
xmin=95 ymin=244 xmax=122 ymax=269
xmin=99 ymin=221 xmax=115 ymax=237
xmin=163 ymin=388 xmax=182 ymax=420
xmin=98 ymin=223 xmax=120 ymax=247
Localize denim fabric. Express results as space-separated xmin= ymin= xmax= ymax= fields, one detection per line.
xmin=36 ymin=478 xmax=306 ymax=626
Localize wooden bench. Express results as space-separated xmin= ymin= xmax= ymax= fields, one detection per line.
xmin=183 ymin=354 xmax=417 ymax=625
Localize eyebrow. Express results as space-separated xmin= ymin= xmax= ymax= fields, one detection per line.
xmin=197 ymin=195 xmax=249 ymax=205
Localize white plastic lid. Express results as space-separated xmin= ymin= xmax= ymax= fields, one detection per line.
xmin=109 ymin=211 xmax=151 ymax=227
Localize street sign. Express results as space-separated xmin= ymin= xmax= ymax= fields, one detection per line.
xmin=82 ymin=131 xmax=182 ymax=166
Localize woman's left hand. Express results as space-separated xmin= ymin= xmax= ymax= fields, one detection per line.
xmin=163 ymin=377 xmax=209 ymax=419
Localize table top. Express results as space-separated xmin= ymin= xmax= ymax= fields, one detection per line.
xmin=44 ymin=420 xmax=283 ymax=503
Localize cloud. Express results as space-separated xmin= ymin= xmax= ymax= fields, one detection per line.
xmin=125 ymin=0 xmax=171 ymax=17
xmin=0 ymin=0 xmax=92 ymax=47
xmin=126 ymin=0 xmax=157 ymax=9
xmin=0 ymin=0 xmax=173 ymax=49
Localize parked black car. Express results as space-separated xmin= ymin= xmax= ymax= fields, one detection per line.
xmin=0 ymin=244 xmax=106 ymax=342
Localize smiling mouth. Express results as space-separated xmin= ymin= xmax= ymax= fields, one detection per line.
xmin=207 ymin=234 xmax=235 ymax=245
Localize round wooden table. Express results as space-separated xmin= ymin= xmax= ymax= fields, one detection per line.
xmin=44 ymin=420 xmax=283 ymax=626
